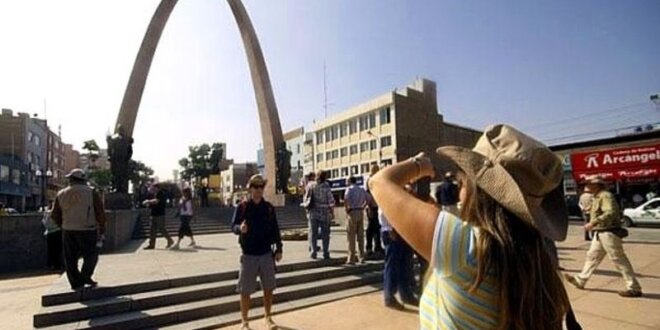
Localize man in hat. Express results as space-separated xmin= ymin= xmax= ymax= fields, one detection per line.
xmin=344 ymin=176 xmax=368 ymax=264
xmin=578 ymin=186 xmax=594 ymax=241
xmin=232 ymin=174 xmax=283 ymax=330
xmin=566 ymin=175 xmax=642 ymax=297
xmin=435 ymin=171 xmax=459 ymax=216
xmin=142 ymin=183 xmax=174 ymax=249
xmin=51 ymin=169 xmax=106 ymax=290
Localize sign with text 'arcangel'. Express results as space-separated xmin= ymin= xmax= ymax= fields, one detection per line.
xmin=570 ymin=143 xmax=660 ymax=182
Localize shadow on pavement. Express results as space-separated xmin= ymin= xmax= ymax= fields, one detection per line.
xmin=586 ymin=287 xmax=660 ymax=300
xmin=623 ymin=240 xmax=660 ymax=245
xmin=0 ymin=269 xmax=63 ymax=281
xmin=276 ymin=326 xmax=301 ymax=330
xmin=194 ymin=246 xmax=226 ymax=251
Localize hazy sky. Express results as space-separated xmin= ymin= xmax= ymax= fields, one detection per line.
xmin=1 ymin=0 xmax=659 ymax=179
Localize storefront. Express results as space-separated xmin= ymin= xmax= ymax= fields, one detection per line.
xmin=551 ymin=131 xmax=660 ymax=211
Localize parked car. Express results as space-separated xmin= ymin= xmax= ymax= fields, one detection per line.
xmin=5 ymin=207 xmax=18 ymax=214
xmin=623 ymin=198 xmax=660 ymax=227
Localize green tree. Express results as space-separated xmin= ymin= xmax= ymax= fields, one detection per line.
xmin=128 ymin=160 xmax=154 ymax=190
xmin=82 ymin=139 xmax=100 ymax=169
xmin=88 ymin=169 xmax=112 ymax=189
xmin=179 ymin=143 xmax=225 ymax=182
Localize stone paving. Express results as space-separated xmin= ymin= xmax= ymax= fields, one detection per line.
xmin=2 ymin=223 xmax=660 ymax=329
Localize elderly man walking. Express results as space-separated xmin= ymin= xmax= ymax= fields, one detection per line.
xmin=344 ymin=176 xmax=368 ymax=265
xmin=51 ymin=169 xmax=106 ymax=290
xmin=566 ymin=175 xmax=642 ymax=297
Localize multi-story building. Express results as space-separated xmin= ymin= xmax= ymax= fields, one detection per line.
xmin=0 ymin=109 xmax=49 ymax=210
xmin=220 ymin=162 xmax=259 ymax=206
xmin=302 ymin=132 xmax=314 ymax=177
xmin=283 ymin=127 xmax=305 ymax=191
xmin=79 ymin=148 xmax=110 ymax=171
xmin=63 ymin=143 xmax=81 ymax=173
xmin=46 ymin=129 xmax=66 ymax=200
xmin=309 ymin=78 xmax=481 ymax=199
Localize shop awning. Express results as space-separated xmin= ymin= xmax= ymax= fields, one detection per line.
xmin=570 ymin=143 xmax=660 ymax=183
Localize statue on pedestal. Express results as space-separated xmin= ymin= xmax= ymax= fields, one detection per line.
xmin=106 ymin=124 xmax=134 ymax=194
xmin=276 ymin=144 xmax=291 ymax=194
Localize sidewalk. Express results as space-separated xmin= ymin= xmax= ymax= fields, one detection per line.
xmin=1 ymin=223 xmax=660 ymax=329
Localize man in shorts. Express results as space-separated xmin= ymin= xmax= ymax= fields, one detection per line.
xmin=232 ymin=174 xmax=283 ymax=330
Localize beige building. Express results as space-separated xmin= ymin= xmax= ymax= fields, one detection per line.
xmin=220 ymin=162 xmax=259 ymax=206
xmin=310 ymin=78 xmax=480 ymax=196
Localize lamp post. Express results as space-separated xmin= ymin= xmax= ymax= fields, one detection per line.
xmin=366 ymin=130 xmax=382 ymax=165
xmin=35 ymin=169 xmax=53 ymax=209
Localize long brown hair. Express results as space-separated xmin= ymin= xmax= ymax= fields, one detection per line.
xmin=458 ymin=173 xmax=570 ymax=330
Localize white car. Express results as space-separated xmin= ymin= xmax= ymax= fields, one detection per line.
xmin=623 ymin=198 xmax=660 ymax=227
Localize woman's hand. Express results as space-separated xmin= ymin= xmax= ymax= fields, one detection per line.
xmin=412 ymin=152 xmax=436 ymax=179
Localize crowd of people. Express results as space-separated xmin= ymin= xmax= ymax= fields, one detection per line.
xmin=34 ymin=123 xmax=649 ymax=330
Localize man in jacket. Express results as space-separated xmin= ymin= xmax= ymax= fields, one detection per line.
xmin=566 ymin=175 xmax=642 ymax=297
xmin=232 ymin=174 xmax=283 ymax=330
xmin=51 ymin=169 xmax=106 ymax=290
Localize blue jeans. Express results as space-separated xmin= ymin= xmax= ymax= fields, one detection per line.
xmin=382 ymin=231 xmax=416 ymax=304
xmin=309 ymin=215 xmax=331 ymax=258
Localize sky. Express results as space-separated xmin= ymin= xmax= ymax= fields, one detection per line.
xmin=1 ymin=0 xmax=659 ymax=180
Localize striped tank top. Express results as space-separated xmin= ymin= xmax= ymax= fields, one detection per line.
xmin=419 ymin=211 xmax=500 ymax=329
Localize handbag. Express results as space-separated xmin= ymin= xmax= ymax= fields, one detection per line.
xmin=610 ymin=227 xmax=629 ymax=239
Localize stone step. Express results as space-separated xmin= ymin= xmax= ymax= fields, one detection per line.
xmin=38 ymin=271 xmax=383 ymax=330
xmin=159 ymin=284 xmax=383 ymax=330
xmin=34 ymin=262 xmax=382 ymax=327
xmin=41 ymin=258 xmax=346 ymax=307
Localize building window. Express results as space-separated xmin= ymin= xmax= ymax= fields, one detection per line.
xmin=350 ymin=145 xmax=358 ymax=155
xmin=341 ymin=167 xmax=349 ymax=177
xmin=380 ymin=107 xmax=391 ymax=125
xmin=368 ymin=112 xmax=376 ymax=128
xmin=340 ymin=123 xmax=347 ymax=137
xmin=325 ymin=128 xmax=331 ymax=142
xmin=332 ymin=150 xmax=339 ymax=159
xmin=317 ymin=153 xmax=323 ymax=163
xmin=359 ymin=116 xmax=368 ymax=132
xmin=382 ymin=159 xmax=393 ymax=166
xmin=351 ymin=165 xmax=359 ymax=175
xmin=34 ymin=135 xmax=41 ymax=146
xmin=349 ymin=119 xmax=357 ymax=134
xmin=360 ymin=142 xmax=369 ymax=152
xmin=0 ymin=165 xmax=9 ymax=182
xmin=326 ymin=151 xmax=332 ymax=160
xmin=28 ymin=131 xmax=34 ymax=143
xmin=316 ymin=131 xmax=324 ymax=144
xmin=340 ymin=147 xmax=348 ymax=157
xmin=381 ymin=136 xmax=392 ymax=147
xmin=11 ymin=169 xmax=20 ymax=184
xmin=297 ymin=144 xmax=300 ymax=154
xmin=361 ymin=163 xmax=370 ymax=174
xmin=332 ymin=169 xmax=339 ymax=178
xmin=370 ymin=140 xmax=377 ymax=150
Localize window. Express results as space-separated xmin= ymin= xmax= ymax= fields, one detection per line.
xmin=317 ymin=153 xmax=324 ymax=163
xmin=382 ymin=159 xmax=393 ymax=166
xmin=341 ymin=167 xmax=349 ymax=177
xmin=350 ymin=145 xmax=358 ymax=155
xmin=54 ymin=140 xmax=60 ymax=149
xmin=368 ymin=112 xmax=376 ymax=129
xmin=0 ymin=165 xmax=9 ymax=182
xmin=34 ymin=135 xmax=41 ymax=146
xmin=28 ymin=131 xmax=34 ymax=143
xmin=27 ymin=152 xmax=33 ymax=163
xmin=326 ymin=151 xmax=332 ymax=160
xmin=349 ymin=119 xmax=357 ymax=134
xmin=340 ymin=123 xmax=347 ymax=137
xmin=361 ymin=163 xmax=370 ymax=174
xmin=11 ymin=169 xmax=20 ymax=185
xmin=360 ymin=142 xmax=369 ymax=152
xmin=381 ymin=136 xmax=392 ymax=147
xmin=332 ymin=169 xmax=339 ymax=178
xmin=340 ymin=147 xmax=348 ymax=157
xmin=297 ymin=144 xmax=300 ymax=154
xmin=351 ymin=165 xmax=359 ymax=175
xmin=380 ymin=107 xmax=391 ymax=125
xmin=332 ymin=150 xmax=339 ymax=159
xmin=316 ymin=131 xmax=324 ymax=144
xmin=359 ymin=116 xmax=368 ymax=132
xmin=334 ymin=125 xmax=340 ymax=140
xmin=325 ymin=129 xmax=331 ymax=142
xmin=370 ymin=140 xmax=377 ymax=150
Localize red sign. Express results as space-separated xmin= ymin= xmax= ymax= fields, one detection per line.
xmin=570 ymin=144 xmax=660 ymax=183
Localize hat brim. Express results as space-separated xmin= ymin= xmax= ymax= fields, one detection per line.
xmin=437 ymin=146 xmax=568 ymax=241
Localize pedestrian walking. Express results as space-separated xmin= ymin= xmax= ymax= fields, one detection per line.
xmin=303 ymin=170 xmax=334 ymax=260
xmin=566 ymin=175 xmax=642 ymax=298
xmin=51 ymin=169 xmax=106 ymax=290
xmin=142 ymin=183 xmax=174 ymax=249
xmin=365 ymin=164 xmax=384 ymax=258
xmin=380 ymin=207 xmax=418 ymax=310
xmin=231 ymin=174 xmax=283 ymax=330
xmin=435 ymin=171 xmax=460 ymax=216
xmin=369 ymin=124 xmax=573 ymax=329
xmin=172 ymin=187 xmax=196 ymax=249
xmin=344 ymin=176 xmax=368 ymax=264
xmin=42 ymin=200 xmax=63 ymax=270
xmin=578 ymin=186 xmax=594 ymax=241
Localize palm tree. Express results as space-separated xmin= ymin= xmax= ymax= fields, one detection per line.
xmin=83 ymin=140 xmax=100 ymax=169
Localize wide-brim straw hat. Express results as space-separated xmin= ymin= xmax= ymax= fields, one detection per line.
xmin=65 ymin=168 xmax=87 ymax=181
xmin=585 ymin=175 xmax=606 ymax=185
xmin=436 ymin=124 xmax=568 ymax=241
xmin=247 ymin=174 xmax=267 ymax=188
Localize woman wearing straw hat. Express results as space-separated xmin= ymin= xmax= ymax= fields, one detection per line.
xmin=369 ymin=124 xmax=574 ymax=329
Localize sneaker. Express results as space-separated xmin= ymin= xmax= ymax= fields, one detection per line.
xmin=564 ymin=274 xmax=585 ymax=290
xmin=359 ymin=258 xmax=366 ymax=264
xmin=345 ymin=260 xmax=355 ymax=265
xmin=170 ymin=243 xmax=180 ymax=250
xmin=323 ymin=254 xmax=330 ymax=260
xmin=310 ymin=253 xmax=317 ymax=260
xmin=166 ymin=240 xmax=175 ymax=249
xmin=618 ymin=290 xmax=642 ymax=298
xmin=143 ymin=245 xmax=155 ymax=250
xmin=401 ymin=295 xmax=419 ymax=306
xmin=265 ymin=316 xmax=277 ymax=330
xmin=240 ymin=321 xmax=251 ymax=330
xmin=83 ymin=279 xmax=98 ymax=288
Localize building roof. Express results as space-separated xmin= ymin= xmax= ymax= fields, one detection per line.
xmin=549 ymin=130 xmax=660 ymax=152
xmin=283 ymin=127 xmax=304 ymax=141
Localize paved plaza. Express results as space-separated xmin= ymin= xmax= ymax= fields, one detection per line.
xmin=2 ymin=223 xmax=660 ymax=329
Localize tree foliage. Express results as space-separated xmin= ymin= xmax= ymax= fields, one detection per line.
xmin=128 ymin=160 xmax=154 ymax=190
xmin=179 ymin=143 xmax=224 ymax=182
xmin=88 ymin=169 xmax=112 ymax=189
xmin=82 ymin=139 xmax=100 ymax=166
